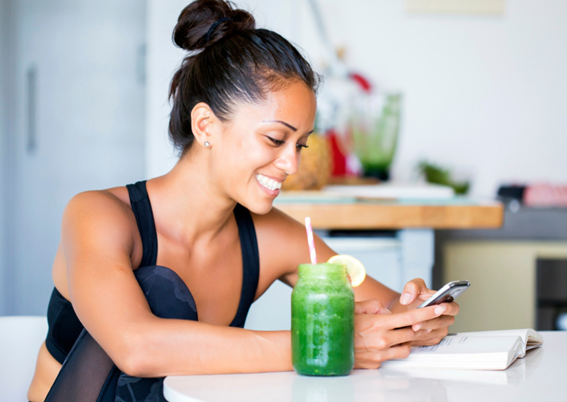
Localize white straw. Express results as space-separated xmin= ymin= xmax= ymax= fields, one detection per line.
xmin=305 ymin=217 xmax=317 ymax=264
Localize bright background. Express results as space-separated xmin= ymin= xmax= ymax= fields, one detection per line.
xmin=1 ymin=0 xmax=567 ymax=315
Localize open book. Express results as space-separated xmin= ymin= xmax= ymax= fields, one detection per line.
xmin=380 ymin=329 xmax=543 ymax=370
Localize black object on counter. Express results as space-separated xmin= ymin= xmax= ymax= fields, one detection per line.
xmin=497 ymin=185 xmax=526 ymax=202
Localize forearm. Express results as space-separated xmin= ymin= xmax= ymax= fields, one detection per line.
xmin=129 ymin=318 xmax=292 ymax=377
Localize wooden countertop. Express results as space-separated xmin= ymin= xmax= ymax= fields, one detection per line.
xmin=274 ymin=196 xmax=504 ymax=230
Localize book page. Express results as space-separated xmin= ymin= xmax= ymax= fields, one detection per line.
xmin=411 ymin=336 xmax=519 ymax=355
xmin=381 ymin=336 xmax=524 ymax=370
xmin=453 ymin=329 xmax=543 ymax=350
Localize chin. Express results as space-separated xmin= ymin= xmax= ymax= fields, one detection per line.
xmin=239 ymin=199 xmax=274 ymax=215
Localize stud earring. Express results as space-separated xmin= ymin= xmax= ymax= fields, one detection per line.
xmin=204 ymin=141 xmax=210 ymax=147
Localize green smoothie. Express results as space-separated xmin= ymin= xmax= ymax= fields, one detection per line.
xmin=291 ymin=263 xmax=355 ymax=376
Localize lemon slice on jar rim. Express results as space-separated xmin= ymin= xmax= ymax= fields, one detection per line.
xmin=327 ymin=254 xmax=366 ymax=287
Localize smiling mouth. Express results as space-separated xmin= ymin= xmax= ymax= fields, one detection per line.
xmin=256 ymin=174 xmax=282 ymax=191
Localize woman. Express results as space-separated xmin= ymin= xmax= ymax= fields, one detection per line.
xmin=28 ymin=1 xmax=459 ymax=401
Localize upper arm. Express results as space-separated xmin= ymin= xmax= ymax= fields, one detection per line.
xmin=252 ymin=207 xmax=336 ymax=288
xmin=253 ymin=207 xmax=400 ymax=306
xmin=61 ymin=191 xmax=154 ymax=371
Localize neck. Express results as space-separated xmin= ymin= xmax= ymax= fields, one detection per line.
xmin=147 ymin=152 xmax=237 ymax=247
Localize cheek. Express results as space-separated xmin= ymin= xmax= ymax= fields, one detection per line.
xmin=215 ymin=134 xmax=246 ymax=166
xmin=213 ymin=132 xmax=279 ymax=188
xmin=214 ymin=137 xmax=260 ymax=178
xmin=235 ymin=138 xmax=274 ymax=169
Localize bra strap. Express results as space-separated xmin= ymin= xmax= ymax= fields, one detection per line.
xmin=232 ymin=204 xmax=260 ymax=327
xmin=126 ymin=181 xmax=158 ymax=266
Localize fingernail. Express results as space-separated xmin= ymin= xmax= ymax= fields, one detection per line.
xmin=413 ymin=322 xmax=422 ymax=331
xmin=435 ymin=305 xmax=446 ymax=315
xmin=400 ymin=293 xmax=411 ymax=305
xmin=380 ymin=308 xmax=392 ymax=315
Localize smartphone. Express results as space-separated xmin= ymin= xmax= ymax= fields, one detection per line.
xmin=417 ymin=280 xmax=470 ymax=308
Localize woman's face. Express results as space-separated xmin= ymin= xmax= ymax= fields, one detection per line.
xmin=210 ymin=80 xmax=317 ymax=214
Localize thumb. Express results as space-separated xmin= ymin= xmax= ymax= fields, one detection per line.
xmin=355 ymin=299 xmax=391 ymax=315
xmin=400 ymin=279 xmax=426 ymax=305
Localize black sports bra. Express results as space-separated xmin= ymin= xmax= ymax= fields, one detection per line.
xmin=45 ymin=181 xmax=260 ymax=364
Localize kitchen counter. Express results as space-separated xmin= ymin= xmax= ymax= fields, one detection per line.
xmin=274 ymin=194 xmax=503 ymax=230
xmin=436 ymin=206 xmax=567 ymax=240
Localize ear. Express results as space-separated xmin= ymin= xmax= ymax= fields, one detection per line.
xmin=191 ymin=102 xmax=216 ymax=148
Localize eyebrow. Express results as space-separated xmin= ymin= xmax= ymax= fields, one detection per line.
xmin=262 ymin=120 xmax=297 ymax=132
xmin=262 ymin=120 xmax=314 ymax=136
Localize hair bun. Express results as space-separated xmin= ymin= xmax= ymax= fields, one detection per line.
xmin=173 ymin=0 xmax=256 ymax=51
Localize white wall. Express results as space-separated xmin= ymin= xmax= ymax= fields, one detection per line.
xmin=145 ymin=0 xmax=299 ymax=178
xmin=147 ymin=0 xmax=567 ymax=198
xmin=295 ymin=0 xmax=567 ymax=197
xmin=0 ymin=0 xmax=13 ymax=314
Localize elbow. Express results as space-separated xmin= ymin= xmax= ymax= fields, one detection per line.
xmin=117 ymin=351 xmax=148 ymax=378
xmin=112 ymin=334 xmax=153 ymax=377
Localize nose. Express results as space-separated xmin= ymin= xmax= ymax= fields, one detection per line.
xmin=274 ymin=144 xmax=300 ymax=176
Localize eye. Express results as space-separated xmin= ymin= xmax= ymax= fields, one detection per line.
xmin=267 ymin=136 xmax=285 ymax=146
xmin=296 ymin=143 xmax=309 ymax=150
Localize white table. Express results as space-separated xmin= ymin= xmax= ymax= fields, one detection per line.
xmin=163 ymin=332 xmax=567 ymax=402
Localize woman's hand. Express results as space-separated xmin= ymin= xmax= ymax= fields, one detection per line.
xmin=396 ymin=279 xmax=460 ymax=347
xmin=353 ymin=298 xmax=447 ymax=369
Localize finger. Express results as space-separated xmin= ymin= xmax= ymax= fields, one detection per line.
xmin=409 ymin=302 xmax=450 ymax=330
xmin=384 ymin=305 xmax=445 ymax=329
xmin=387 ymin=328 xmax=419 ymax=347
xmin=417 ymin=288 xmax=437 ymax=302
xmin=439 ymin=301 xmax=460 ymax=316
xmin=399 ymin=282 xmax=419 ymax=305
xmin=355 ymin=326 xmax=417 ymax=351
xmin=355 ymin=298 xmax=391 ymax=315
xmin=399 ymin=278 xmax=426 ymax=305
xmin=356 ymin=343 xmax=412 ymax=364
xmin=387 ymin=343 xmax=412 ymax=360
xmin=411 ymin=329 xmax=448 ymax=346
xmin=357 ymin=344 xmax=412 ymax=362
xmin=418 ymin=315 xmax=455 ymax=331
xmin=354 ymin=359 xmax=381 ymax=370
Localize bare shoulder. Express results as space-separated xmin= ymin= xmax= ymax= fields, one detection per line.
xmin=62 ymin=188 xmax=138 ymax=260
xmin=64 ymin=189 xmax=133 ymax=228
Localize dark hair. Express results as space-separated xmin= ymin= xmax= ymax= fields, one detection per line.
xmin=169 ymin=0 xmax=320 ymax=154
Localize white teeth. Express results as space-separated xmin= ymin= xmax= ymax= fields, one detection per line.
xmin=256 ymin=174 xmax=282 ymax=191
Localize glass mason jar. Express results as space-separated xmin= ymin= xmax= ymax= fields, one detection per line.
xmin=351 ymin=92 xmax=402 ymax=181
xmin=291 ymin=263 xmax=355 ymax=376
